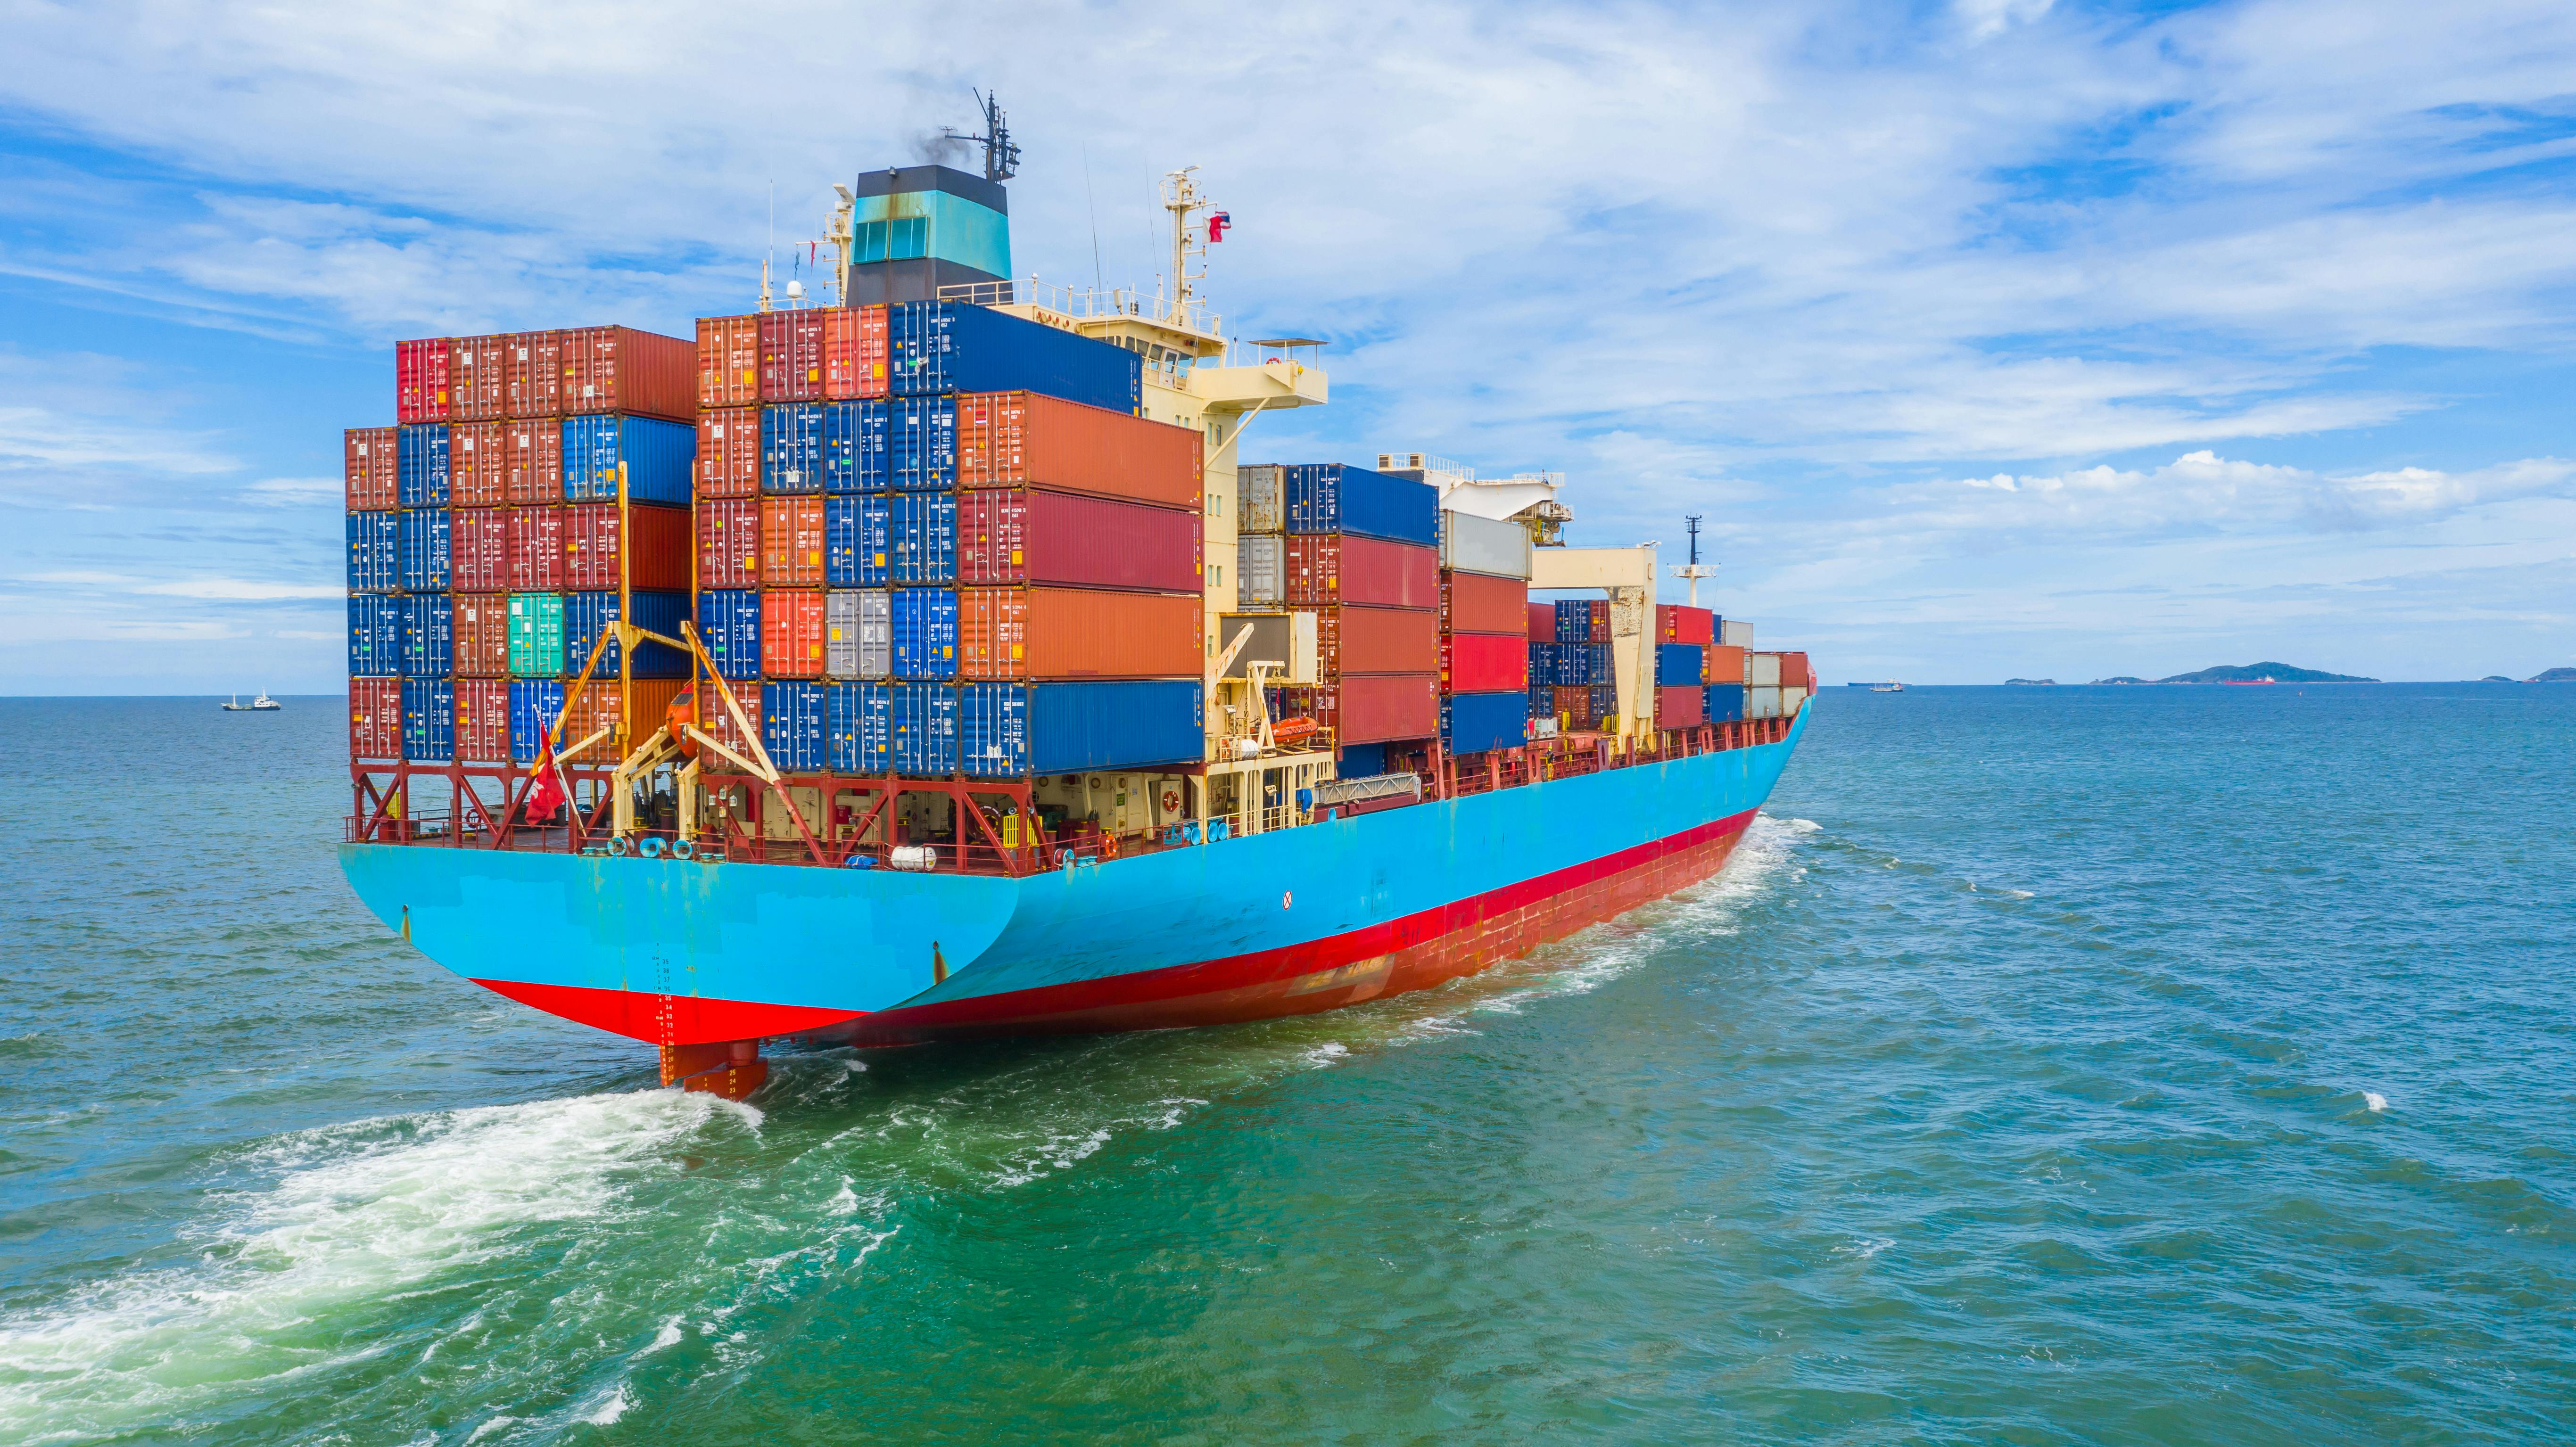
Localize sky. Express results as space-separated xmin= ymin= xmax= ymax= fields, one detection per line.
xmin=1 ymin=0 xmax=2571 ymax=692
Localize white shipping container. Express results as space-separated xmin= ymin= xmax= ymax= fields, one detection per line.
xmin=1238 ymin=464 xmax=1284 ymax=534
xmin=1437 ymin=509 xmax=1532 ymax=580
xmin=1783 ymin=685 xmax=1809 ymax=715
xmin=1238 ymin=534 xmax=1285 ymax=607
xmin=1718 ymin=619 xmax=1753 ymax=648
xmin=1747 ymin=651 xmax=1783 ymax=687
xmin=1748 ymin=685 xmax=1784 ymax=719
xmin=826 ymin=589 xmax=892 ymax=678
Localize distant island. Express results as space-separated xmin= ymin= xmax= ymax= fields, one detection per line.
xmin=2004 ymin=678 xmax=2056 ymax=686
xmin=2533 ymin=667 xmax=2576 ymax=683
xmin=2091 ymin=675 xmax=2151 ymax=685
xmin=2159 ymin=662 xmax=2377 ymax=683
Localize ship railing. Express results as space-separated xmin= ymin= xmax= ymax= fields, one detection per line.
xmin=939 ymin=277 xmax=1224 ymax=339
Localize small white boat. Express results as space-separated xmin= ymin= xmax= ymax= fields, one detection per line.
xmin=221 ymin=691 xmax=283 ymax=712
xmin=1869 ymin=681 xmax=1905 ymax=692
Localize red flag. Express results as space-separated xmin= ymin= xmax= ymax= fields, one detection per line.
xmin=521 ymin=733 xmax=567 ymax=824
xmin=1207 ymin=212 xmax=1230 ymax=242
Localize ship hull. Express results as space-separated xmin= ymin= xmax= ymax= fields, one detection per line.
xmin=338 ymin=712 xmax=1804 ymax=1051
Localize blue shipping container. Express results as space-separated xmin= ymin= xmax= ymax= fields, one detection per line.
xmin=1024 ymin=680 xmax=1205 ymax=774
xmin=1338 ymin=741 xmax=1387 ymax=778
xmin=762 ymin=682 xmax=829 ymax=773
xmin=890 ymin=682 xmax=958 ymax=775
xmin=892 ymin=587 xmax=958 ymax=680
xmin=888 ymin=396 xmax=956 ymax=491
xmin=696 ymin=589 xmax=762 ymax=680
xmin=402 ymin=678 xmax=454 ymax=762
xmin=1553 ymin=598 xmax=1590 ymax=643
xmin=397 ymin=424 xmax=449 ymax=508
xmin=1704 ymin=684 xmax=1746 ymax=723
xmin=824 ymin=400 xmax=888 ymax=494
xmin=346 ymin=511 xmax=399 ymax=594
xmin=762 ymin=403 xmax=826 ymax=494
xmin=1526 ymin=640 xmax=1555 ymax=687
xmin=890 ymin=492 xmax=958 ymax=584
xmin=827 ymin=495 xmax=892 ymax=586
xmin=1590 ymin=682 xmax=1618 ymax=718
xmin=347 ymin=595 xmax=402 ymax=675
xmin=1585 ymin=642 xmax=1614 ymax=686
xmin=1283 ymin=463 xmax=1437 ymax=545
xmin=888 ymin=301 xmax=1143 ymax=411
xmin=401 ymin=593 xmax=454 ymax=677
xmin=827 ymin=682 xmax=892 ymax=773
xmin=955 ymin=682 xmax=1029 ymax=777
xmin=1657 ymin=642 xmax=1704 ymax=688
xmin=1527 ymin=682 xmax=1553 ymax=720
xmin=509 ymin=680 xmax=567 ymax=763
xmin=1441 ymin=690 xmax=1526 ymax=755
xmin=561 ymin=414 xmax=695 ymax=506
xmin=563 ymin=591 xmax=691 ymax=678
xmin=397 ymin=509 xmax=451 ymax=593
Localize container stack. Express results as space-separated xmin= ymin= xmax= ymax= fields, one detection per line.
xmin=1524 ymin=601 xmax=1557 ymax=726
xmin=355 ymin=327 xmax=696 ymax=774
xmin=1268 ymin=463 xmax=1443 ymax=763
xmin=1654 ymin=604 xmax=1714 ymax=730
xmin=1541 ymin=599 xmax=1615 ymax=732
xmin=692 ymin=299 xmax=1196 ymax=781
xmin=1435 ymin=509 xmax=1533 ymax=756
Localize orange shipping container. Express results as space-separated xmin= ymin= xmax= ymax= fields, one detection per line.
xmin=507 ymin=507 xmax=566 ymax=591
xmin=761 ymin=590 xmax=828 ymax=678
xmin=697 ymin=315 xmax=759 ymax=408
xmin=449 ymin=420 xmax=507 ymax=506
xmin=1702 ymin=644 xmax=1746 ymax=684
xmin=1439 ymin=571 xmax=1528 ymax=636
xmin=451 ymin=335 xmax=508 ymax=422
xmin=698 ymin=499 xmax=759 ymax=586
xmin=455 ymin=678 xmax=512 ymax=761
xmin=565 ymin=677 xmax=688 ymax=751
xmin=564 ymin=502 xmax=692 ymax=591
xmin=453 ymin=594 xmax=510 ymax=676
xmin=759 ymin=497 xmax=826 ymax=586
xmin=824 ymin=306 xmax=889 ymax=399
xmin=450 ymin=508 xmax=510 ymax=592
xmin=957 ymin=588 xmax=1201 ymax=680
xmin=1778 ymin=651 xmax=1813 ymax=690
xmin=502 ymin=419 xmax=563 ymax=504
xmin=696 ymin=406 xmax=760 ymax=499
xmin=560 ymin=325 xmax=695 ymax=421
xmin=344 ymin=427 xmax=396 ymax=510
xmin=1301 ymin=605 xmax=1439 ymax=677
xmin=953 ymin=391 xmax=1202 ymax=510
xmin=504 ymin=330 xmax=561 ymax=418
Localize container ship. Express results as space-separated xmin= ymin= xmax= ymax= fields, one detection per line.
xmin=337 ymin=130 xmax=1814 ymax=1099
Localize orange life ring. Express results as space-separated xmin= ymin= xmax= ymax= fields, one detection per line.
xmin=1160 ymin=788 xmax=1181 ymax=815
xmin=1101 ymin=833 xmax=1122 ymax=859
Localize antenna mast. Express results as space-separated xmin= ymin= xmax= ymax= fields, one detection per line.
xmin=1161 ymin=167 xmax=1215 ymax=327
xmin=1672 ymin=514 xmax=1717 ymax=607
xmin=941 ymin=89 xmax=1021 ymax=183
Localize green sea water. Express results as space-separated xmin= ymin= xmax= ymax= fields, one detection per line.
xmin=2 ymin=685 xmax=2571 ymax=1444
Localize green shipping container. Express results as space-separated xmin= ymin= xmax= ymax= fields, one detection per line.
xmin=509 ymin=593 xmax=565 ymax=676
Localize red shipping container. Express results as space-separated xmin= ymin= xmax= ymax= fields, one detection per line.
xmin=759 ymin=497 xmax=826 ymax=586
xmin=957 ymin=489 xmax=1201 ymax=593
xmin=1778 ymin=651 xmax=1813 ymax=690
xmin=1704 ymin=644 xmax=1746 ymax=684
xmin=1554 ymin=684 xmax=1593 ymax=729
xmin=1526 ymin=600 xmax=1556 ymax=643
xmin=502 ymin=419 xmax=563 ymax=505
xmin=350 ymin=678 xmax=404 ymax=758
xmin=1441 ymin=571 xmax=1528 ymax=636
xmin=958 ymin=588 xmax=1201 ymax=680
xmin=953 ymin=392 xmax=1200 ymax=509
xmin=1284 ymin=535 xmax=1438 ymax=608
xmin=451 ymin=509 xmax=510 ymax=592
xmin=453 ymin=594 xmax=510 ymax=676
xmin=396 ymin=338 xmax=451 ymax=424
xmin=696 ymin=406 xmax=760 ymax=498
xmin=698 ymin=499 xmax=760 ymax=586
xmin=758 ymin=311 xmax=825 ymax=402
xmin=1442 ymin=631 xmax=1528 ymax=692
xmin=697 ymin=315 xmax=759 ymax=408
xmin=1588 ymin=600 xmax=1610 ymax=642
xmin=1657 ymin=684 xmax=1704 ymax=728
xmin=1304 ymin=605 xmax=1439 ymax=677
xmin=504 ymin=330 xmax=561 ymax=418
xmin=563 ymin=502 xmax=692 ymax=591
xmin=344 ymin=427 xmax=397 ymax=510
xmin=559 ymin=325 xmax=695 ymax=421
xmin=451 ymin=335 xmax=507 ymax=421
xmin=702 ymin=683 xmax=763 ymax=762
xmin=455 ymin=678 xmax=513 ymax=762
xmin=824 ymin=306 xmax=889 ymax=399
xmin=507 ymin=507 xmax=566 ymax=591
xmin=1293 ymin=674 xmax=1438 ymax=745
xmin=762 ymin=590 xmax=828 ymax=677
xmin=1657 ymin=604 xmax=1714 ymax=646
xmin=449 ymin=421 xmax=507 ymax=506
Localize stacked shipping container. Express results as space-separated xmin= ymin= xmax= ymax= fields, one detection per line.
xmin=1253 ymin=463 xmax=1443 ymax=759
xmin=1436 ymin=508 xmax=1533 ymax=756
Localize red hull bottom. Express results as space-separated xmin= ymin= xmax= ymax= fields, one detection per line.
xmin=472 ymin=810 xmax=1756 ymax=1081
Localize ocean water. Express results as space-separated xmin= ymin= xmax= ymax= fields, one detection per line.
xmin=2 ymin=685 xmax=2571 ymax=1445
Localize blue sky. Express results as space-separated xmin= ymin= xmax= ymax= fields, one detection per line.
xmin=2 ymin=0 xmax=2570 ymax=691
